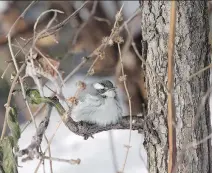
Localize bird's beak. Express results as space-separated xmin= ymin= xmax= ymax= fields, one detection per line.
xmin=109 ymin=87 xmax=117 ymax=91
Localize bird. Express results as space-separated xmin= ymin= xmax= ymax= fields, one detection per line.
xmin=70 ymin=80 xmax=123 ymax=126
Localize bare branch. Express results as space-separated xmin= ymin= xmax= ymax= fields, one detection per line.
xmin=42 ymin=156 xmax=81 ymax=165
xmin=16 ymin=109 xmax=51 ymax=161
xmin=167 ymin=2 xmax=177 ymax=173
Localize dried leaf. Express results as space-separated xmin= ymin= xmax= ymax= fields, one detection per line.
xmin=37 ymin=56 xmax=60 ymax=78
xmin=67 ymin=97 xmax=78 ymax=105
xmin=77 ymin=81 xmax=86 ymax=90
xmin=25 ymin=49 xmax=62 ymax=97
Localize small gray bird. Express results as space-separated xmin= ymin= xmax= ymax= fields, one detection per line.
xmin=71 ymin=80 xmax=123 ymax=126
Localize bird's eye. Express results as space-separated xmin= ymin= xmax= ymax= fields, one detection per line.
xmin=100 ymin=88 xmax=105 ymax=92
xmin=97 ymin=88 xmax=105 ymax=94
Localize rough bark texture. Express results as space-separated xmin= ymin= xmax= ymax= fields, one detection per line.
xmin=141 ymin=1 xmax=211 ymax=173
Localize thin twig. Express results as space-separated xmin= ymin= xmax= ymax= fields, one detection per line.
xmin=44 ymin=106 xmax=53 ymax=173
xmin=7 ymin=1 xmax=38 ymax=130
xmin=167 ymin=2 xmax=176 ymax=173
xmin=15 ymin=38 xmax=28 ymax=54
xmin=186 ymin=134 xmax=212 ymax=149
xmin=1 ymin=63 xmax=11 ymax=79
xmin=114 ymin=7 xmax=134 ymax=170
xmin=87 ymin=8 xmax=140 ymax=79
xmin=6 ymin=1 xmax=38 ymax=37
xmin=108 ymin=131 xmax=119 ymax=172
xmin=47 ymin=1 xmax=90 ymax=32
xmin=117 ymin=42 xmax=133 ymax=172
xmin=32 ymin=9 xmax=64 ymax=50
xmin=42 ymin=156 xmax=80 ymax=165
xmin=34 ymin=46 xmax=65 ymax=87
xmin=93 ymin=16 xmax=111 ymax=26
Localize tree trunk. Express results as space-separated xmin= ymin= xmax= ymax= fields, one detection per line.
xmin=141 ymin=1 xmax=211 ymax=173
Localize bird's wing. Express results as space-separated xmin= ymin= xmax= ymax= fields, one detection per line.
xmin=77 ymin=83 xmax=98 ymax=102
xmin=71 ymin=94 xmax=103 ymax=122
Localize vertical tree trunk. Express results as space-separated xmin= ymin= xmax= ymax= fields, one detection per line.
xmin=141 ymin=1 xmax=211 ymax=173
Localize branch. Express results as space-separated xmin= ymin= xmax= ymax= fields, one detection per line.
xmin=167 ymin=2 xmax=177 ymax=173
xmin=26 ymin=89 xmax=144 ymax=140
xmin=64 ymin=115 xmax=144 ymax=140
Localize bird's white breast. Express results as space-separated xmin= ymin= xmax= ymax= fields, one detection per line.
xmin=71 ymin=94 xmax=122 ymax=126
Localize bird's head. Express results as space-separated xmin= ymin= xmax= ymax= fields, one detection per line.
xmin=93 ymin=80 xmax=116 ymax=98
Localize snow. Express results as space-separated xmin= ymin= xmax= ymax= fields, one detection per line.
xmin=18 ymin=74 xmax=148 ymax=173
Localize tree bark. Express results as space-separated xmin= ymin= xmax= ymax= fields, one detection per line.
xmin=141 ymin=1 xmax=211 ymax=173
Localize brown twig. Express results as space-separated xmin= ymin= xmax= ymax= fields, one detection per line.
xmin=113 ymin=6 xmax=133 ymax=171
xmin=44 ymin=106 xmax=53 ymax=173
xmin=7 ymin=1 xmax=38 ymax=130
xmin=117 ymin=42 xmax=133 ymax=172
xmin=1 ymin=63 xmax=11 ymax=79
xmin=186 ymin=134 xmax=212 ymax=149
xmin=167 ymin=2 xmax=176 ymax=173
xmin=42 ymin=156 xmax=81 ymax=165
xmin=93 ymin=16 xmax=111 ymax=26
xmin=34 ymin=46 xmax=65 ymax=87
xmin=21 ymin=104 xmax=53 ymax=173
xmin=32 ymin=9 xmax=64 ymax=49
xmin=6 ymin=3 xmax=55 ymax=173
xmin=47 ymin=1 xmax=90 ymax=32
xmin=6 ymin=1 xmax=38 ymax=37
xmin=84 ymin=6 xmax=140 ymax=80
